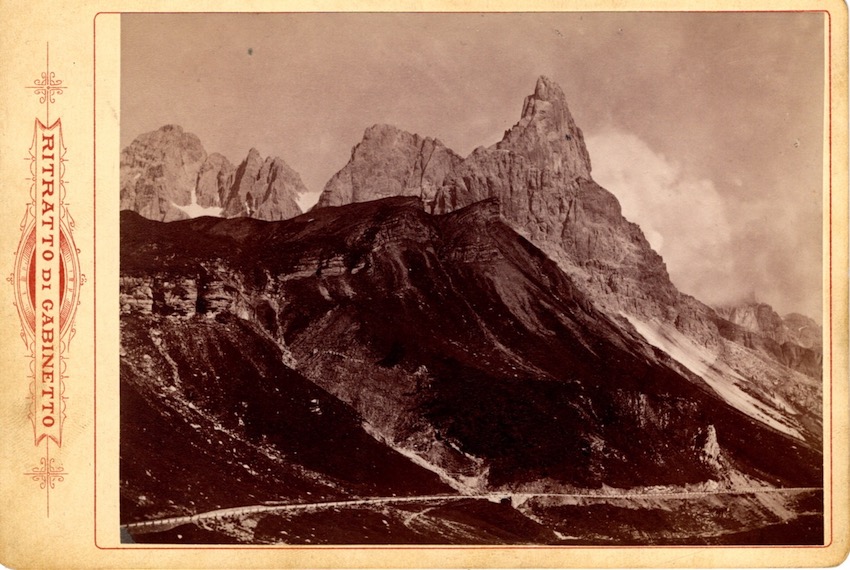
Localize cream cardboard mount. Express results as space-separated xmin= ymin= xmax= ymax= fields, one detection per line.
xmin=0 ymin=2 xmax=847 ymax=568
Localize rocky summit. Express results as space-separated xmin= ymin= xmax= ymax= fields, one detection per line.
xmin=222 ymin=148 xmax=304 ymax=220
xmin=120 ymin=125 xmax=207 ymax=221
xmin=495 ymin=75 xmax=593 ymax=179
xmin=314 ymin=124 xmax=463 ymax=209
xmin=119 ymin=76 xmax=824 ymax=546
xmin=120 ymin=125 xmax=306 ymax=222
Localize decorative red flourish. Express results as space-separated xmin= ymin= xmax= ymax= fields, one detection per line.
xmin=23 ymin=442 xmax=67 ymax=517
xmin=24 ymin=43 xmax=66 ymax=122
xmin=28 ymin=71 xmax=65 ymax=104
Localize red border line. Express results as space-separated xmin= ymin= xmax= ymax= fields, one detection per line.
xmin=94 ymin=9 xmax=836 ymax=551
xmin=826 ymin=7 xmax=834 ymax=550
xmin=93 ymin=12 xmax=99 ymax=544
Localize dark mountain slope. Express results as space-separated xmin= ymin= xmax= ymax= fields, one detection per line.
xmin=120 ymin=198 xmax=822 ymax=496
xmin=120 ymin=307 xmax=452 ymax=525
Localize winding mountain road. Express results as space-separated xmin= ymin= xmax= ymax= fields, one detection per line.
xmin=123 ymin=487 xmax=822 ymax=535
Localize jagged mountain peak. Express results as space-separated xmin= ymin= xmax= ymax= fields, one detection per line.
xmin=363 ymin=123 xmax=408 ymax=139
xmin=313 ymin=77 xmax=679 ymax=326
xmin=520 ymin=75 xmax=571 ymax=123
xmin=314 ymin=76 xmax=596 ymax=211
xmin=223 ymin=148 xmax=305 ymax=220
xmin=120 ymin=125 xmax=307 ymax=222
xmin=533 ymin=75 xmax=562 ymax=99
xmin=359 ymin=123 xmax=451 ymax=151
xmin=355 ymin=123 xmax=454 ymax=156
xmin=120 ymin=124 xmax=208 ymax=221
xmin=130 ymin=124 xmax=206 ymax=158
xmin=124 ymin=123 xmax=202 ymax=153
xmin=495 ymin=75 xmax=592 ymax=179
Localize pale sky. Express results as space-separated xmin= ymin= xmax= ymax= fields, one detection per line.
xmin=122 ymin=12 xmax=825 ymax=319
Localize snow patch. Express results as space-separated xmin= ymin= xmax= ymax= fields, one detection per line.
xmin=173 ymin=188 xmax=224 ymax=218
xmin=622 ymin=314 xmax=804 ymax=440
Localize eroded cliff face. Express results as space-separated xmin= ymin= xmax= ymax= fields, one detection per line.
xmin=715 ymin=302 xmax=823 ymax=350
xmin=120 ymin=126 xmax=306 ymax=222
xmin=782 ymin=312 xmax=823 ymax=349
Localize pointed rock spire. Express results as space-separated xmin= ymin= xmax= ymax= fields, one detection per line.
xmin=221 ymin=149 xmax=305 ymax=220
xmin=196 ymin=153 xmax=235 ymax=209
xmin=496 ymin=75 xmax=592 ymax=180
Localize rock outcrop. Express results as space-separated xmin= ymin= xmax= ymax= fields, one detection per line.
xmin=712 ymin=301 xmax=823 ymax=378
xmin=314 ymin=124 xmax=462 ymax=209
xmin=120 ymin=125 xmax=306 ymax=222
xmin=782 ymin=312 xmax=823 ymax=350
xmin=715 ymin=301 xmax=822 ymax=350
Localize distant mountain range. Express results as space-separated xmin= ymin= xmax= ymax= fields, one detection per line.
xmin=120 ymin=125 xmax=306 ymax=222
xmin=119 ymin=77 xmax=824 ymax=545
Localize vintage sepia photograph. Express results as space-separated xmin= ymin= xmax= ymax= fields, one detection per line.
xmin=117 ymin=12 xmax=826 ymax=546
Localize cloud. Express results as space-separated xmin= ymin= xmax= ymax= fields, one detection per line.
xmin=586 ymin=129 xmax=746 ymax=307
xmin=725 ymin=196 xmax=822 ymax=319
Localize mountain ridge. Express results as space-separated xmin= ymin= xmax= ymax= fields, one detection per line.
xmin=309 ymin=76 xmax=820 ymax=379
xmin=120 ymin=125 xmax=307 ymax=222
